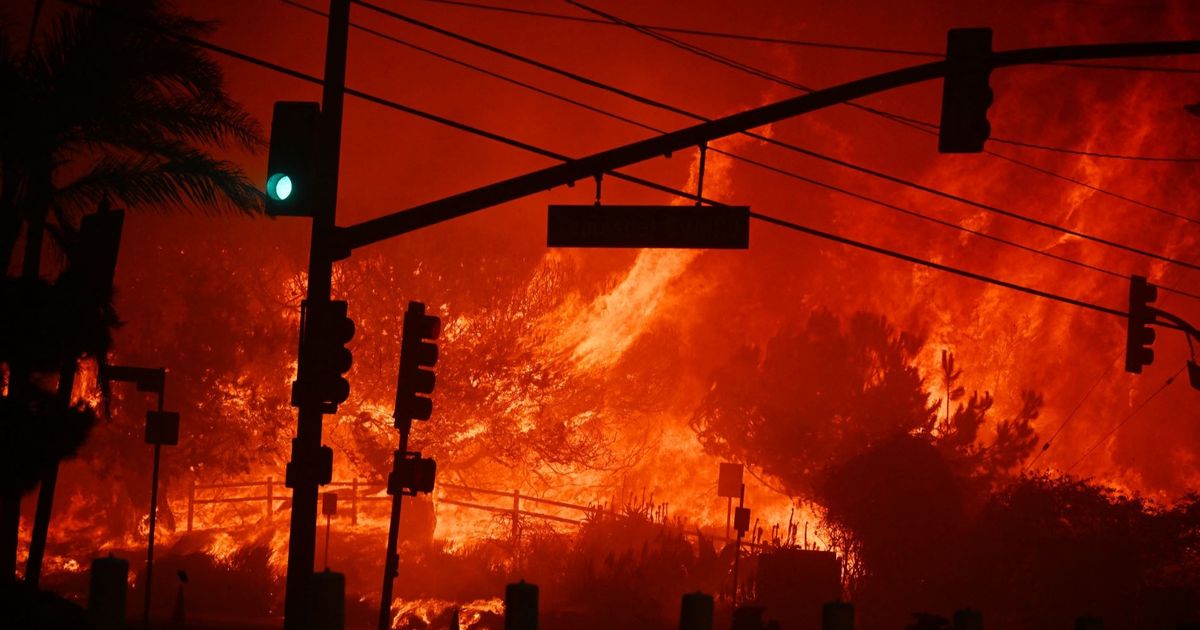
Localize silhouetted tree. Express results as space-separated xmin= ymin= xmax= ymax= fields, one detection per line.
xmin=963 ymin=475 xmax=1200 ymax=629
xmin=0 ymin=0 xmax=263 ymax=271
xmin=690 ymin=309 xmax=938 ymax=498
xmin=690 ymin=310 xmax=1047 ymax=625
xmin=0 ymin=0 xmax=262 ymax=579
xmin=818 ymin=434 xmax=967 ymax=628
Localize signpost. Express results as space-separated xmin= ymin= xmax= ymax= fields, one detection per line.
xmin=717 ymin=463 xmax=743 ymax=543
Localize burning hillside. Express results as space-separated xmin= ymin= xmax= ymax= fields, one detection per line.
xmin=3 ymin=0 xmax=1200 ymax=628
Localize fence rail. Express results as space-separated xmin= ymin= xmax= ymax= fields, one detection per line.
xmin=183 ymin=478 xmax=771 ymax=549
xmin=184 ymin=477 xmax=600 ymax=534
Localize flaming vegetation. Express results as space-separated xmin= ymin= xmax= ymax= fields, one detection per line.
xmin=6 ymin=0 xmax=1200 ymax=627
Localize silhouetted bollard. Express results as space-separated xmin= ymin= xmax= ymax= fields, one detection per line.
xmin=680 ymin=592 xmax=714 ymax=630
xmin=1075 ymin=617 xmax=1102 ymax=630
xmin=88 ymin=554 xmax=128 ymax=630
xmin=505 ymin=580 xmax=538 ymax=630
xmin=311 ymin=570 xmax=345 ymax=630
xmin=954 ymin=609 xmax=982 ymax=630
xmin=823 ymin=601 xmax=854 ymax=630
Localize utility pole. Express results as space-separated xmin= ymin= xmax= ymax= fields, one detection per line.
xmin=731 ymin=484 xmax=749 ymax=604
xmin=143 ymin=395 xmax=178 ymax=628
xmin=281 ymin=1 xmax=349 ymax=628
xmin=379 ymin=302 xmax=440 ymax=630
xmin=377 ymin=419 xmax=410 ymax=630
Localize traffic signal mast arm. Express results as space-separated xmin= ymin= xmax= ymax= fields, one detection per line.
xmin=336 ymin=39 xmax=1200 ymax=252
xmin=1151 ymin=308 xmax=1200 ymax=342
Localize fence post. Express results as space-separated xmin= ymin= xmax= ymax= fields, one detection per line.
xmin=351 ymin=478 xmax=358 ymax=526
xmin=187 ymin=478 xmax=195 ymax=532
xmin=511 ymin=489 xmax=520 ymax=543
xmin=266 ymin=477 xmax=274 ymax=524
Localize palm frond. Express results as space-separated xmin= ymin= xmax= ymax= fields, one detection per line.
xmin=69 ymin=91 xmax=264 ymax=154
xmin=57 ymin=147 xmax=264 ymax=216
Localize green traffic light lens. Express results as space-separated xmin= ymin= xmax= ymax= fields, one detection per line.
xmin=267 ymin=173 xmax=293 ymax=201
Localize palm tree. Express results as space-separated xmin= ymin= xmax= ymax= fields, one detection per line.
xmin=0 ymin=0 xmax=265 ymax=583
xmin=0 ymin=0 xmax=264 ymax=273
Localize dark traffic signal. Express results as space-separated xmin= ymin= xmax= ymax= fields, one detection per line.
xmin=294 ymin=300 xmax=355 ymax=411
xmin=394 ymin=301 xmax=440 ymax=423
xmin=73 ymin=209 xmax=125 ymax=300
xmin=1125 ymin=275 xmax=1158 ymax=374
xmin=286 ymin=441 xmax=333 ymax=489
xmin=386 ymin=452 xmax=437 ymax=496
xmin=266 ymin=101 xmax=321 ymax=216
xmin=938 ymin=28 xmax=993 ymax=153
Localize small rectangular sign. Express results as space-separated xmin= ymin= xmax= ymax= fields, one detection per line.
xmin=717 ymin=463 xmax=744 ymax=498
xmin=734 ymin=506 xmax=752 ymax=533
xmin=547 ymin=205 xmax=750 ymax=249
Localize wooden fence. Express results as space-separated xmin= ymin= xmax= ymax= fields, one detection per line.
xmin=184 ymin=478 xmax=769 ymax=549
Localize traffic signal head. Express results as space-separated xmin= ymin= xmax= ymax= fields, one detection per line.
xmin=387 ymin=453 xmax=437 ymax=496
xmin=73 ymin=209 xmax=125 ymax=300
xmin=395 ymin=301 xmax=441 ymax=423
xmin=266 ymin=101 xmax=321 ymax=216
xmin=938 ymin=28 xmax=993 ymax=153
xmin=294 ymin=300 xmax=355 ymax=409
xmin=1124 ymin=275 xmax=1158 ymax=374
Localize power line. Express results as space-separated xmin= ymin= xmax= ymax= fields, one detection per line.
xmin=991 ymin=136 xmax=1200 ymax=164
xmin=1022 ymin=357 xmax=1117 ymax=473
xmin=561 ymin=0 xmax=1200 ymax=163
xmin=62 ymin=0 xmax=1183 ymax=322
xmin=413 ymin=0 xmax=1200 ymax=76
xmin=1053 ymin=60 xmax=1200 ymax=74
xmin=984 ymin=149 xmax=1200 ymax=226
xmin=749 ymin=211 xmax=1127 ymax=319
xmin=291 ymin=0 xmax=1200 ymax=300
xmin=54 ymin=0 xmax=726 ymax=211
xmin=1065 ymin=366 xmax=1182 ymax=473
xmin=775 ymin=140 xmax=1200 ymax=272
xmin=279 ymin=0 xmax=663 ymax=134
xmin=414 ymin=0 xmax=1199 ymax=225
xmin=898 ymin=104 xmax=1200 ymax=222
xmin=355 ymin=0 xmax=1200 ymax=273
xmin=718 ymin=147 xmax=1200 ymax=300
xmin=413 ymin=0 xmax=944 ymax=58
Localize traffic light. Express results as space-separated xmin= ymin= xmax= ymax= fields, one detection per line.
xmin=394 ymin=301 xmax=440 ymax=423
xmin=265 ymin=101 xmax=321 ymax=216
xmin=938 ymin=28 xmax=993 ymax=153
xmin=294 ymin=300 xmax=355 ymax=411
xmin=286 ymin=441 xmax=333 ymax=489
xmin=73 ymin=208 xmax=125 ymax=300
xmin=386 ymin=452 xmax=436 ymax=496
xmin=1125 ymin=275 xmax=1158 ymax=374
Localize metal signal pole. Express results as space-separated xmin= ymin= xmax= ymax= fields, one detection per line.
xmin=143 ymin=389 xmax=166 ymax=629
xmin=377 ymin=419 xmax=410 ymax=630
xmin=282 ymin=1 xmax=349 ymax=628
